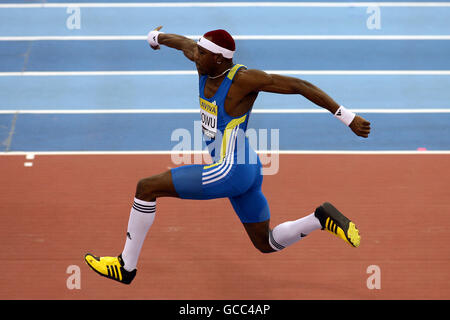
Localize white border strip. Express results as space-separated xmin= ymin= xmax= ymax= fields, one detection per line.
xmin=0 ymin=150 xmax=449 ymax=156
xmin=2 ymin=70 xmax=450 ymax=77
xmin=1 ymin=2 xmax=450 ymax=8
xmin=2 ymin=35 xmax=450 ymax=41
xmin=0 ymin=71 xmax=198 ymax=76
xmin=0 ymin=108 xmax=449 ymax=114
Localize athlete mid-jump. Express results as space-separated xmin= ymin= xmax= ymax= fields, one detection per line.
xmin=85 ymin=27 xmax=371 ymax=284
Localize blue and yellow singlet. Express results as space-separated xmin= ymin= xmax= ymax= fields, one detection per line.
xmin=199 ymin=64 xmax=255 ymax=184
xmin=170 ymin=63 xmax=270 ymax=223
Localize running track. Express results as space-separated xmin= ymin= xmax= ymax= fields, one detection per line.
xmin=0 ymin=0 xmax=449 ymax=300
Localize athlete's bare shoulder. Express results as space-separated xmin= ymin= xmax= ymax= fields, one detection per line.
xmin=233 ymin=68 xmax=272 ymax=93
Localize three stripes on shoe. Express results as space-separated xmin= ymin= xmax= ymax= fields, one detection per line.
xmin=325 ymin=217 xmax=340 ymax=234
xmin=106 ymin=264 xmax=121 ymax=280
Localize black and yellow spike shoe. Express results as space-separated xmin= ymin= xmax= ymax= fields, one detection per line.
xmin=84 ymin=253 xmax=136 ymax=284
xmin=314 ymin=202 xmax=360 ymax=248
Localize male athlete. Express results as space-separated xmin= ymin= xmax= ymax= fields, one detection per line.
xmin=85 ymin=27 xmax=371 ymax=284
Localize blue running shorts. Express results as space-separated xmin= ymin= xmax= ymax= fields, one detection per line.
xmin=170 ymin=156 xmax=270 ymax=223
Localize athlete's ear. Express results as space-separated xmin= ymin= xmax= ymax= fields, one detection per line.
xmin=216 ymin=54 xmax=224 ymax=65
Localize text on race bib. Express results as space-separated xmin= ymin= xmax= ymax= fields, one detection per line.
xmin=199 ymin=97 xmax=218 ymax=138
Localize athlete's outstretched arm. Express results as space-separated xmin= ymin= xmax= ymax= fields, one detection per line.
xmin=147 ymin=26 xmax=196 ymax=62
xmin=239 ymin=69 xmax=371 ymax=138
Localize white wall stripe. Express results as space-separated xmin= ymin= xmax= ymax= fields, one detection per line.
xmin=2 ymin=70 xmax=450 ymax=77
xmin=0 ymin=109 xmax=449 ymax=114
xmin=0 ymin=71 xmax=198 ymax=76
xmin=2 ymin=35 xmax=450 ymax=41
xmin=1 ymin=2 xmax=450 ymax=8
xmin=0 ymin=150 xmax=449 ymax=156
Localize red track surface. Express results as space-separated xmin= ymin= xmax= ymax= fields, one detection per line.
xmin=1 ymin=154 xmax=449 ymax=299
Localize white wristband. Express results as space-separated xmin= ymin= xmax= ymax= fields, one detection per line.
xmin=334 ymin=106 xmax=356 ymax=126
xmin=147 ymin=30 xmax=162 ymax=47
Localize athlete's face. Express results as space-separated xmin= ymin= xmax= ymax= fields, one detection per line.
xmin=195 ymin=45 xmax=214 ymax=75
xmin=195 ymin=40 xmax=222 ymax=76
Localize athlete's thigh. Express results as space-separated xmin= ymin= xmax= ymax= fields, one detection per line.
xmin=171 ymin=164 xmax=237 ymax=200
xmin=229 ymin=185 xmax=270 ymax=224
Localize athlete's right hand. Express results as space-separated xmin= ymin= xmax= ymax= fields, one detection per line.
xmin=349 ymin=115 xmax=371 ymax=138
xmin=148 ymin=26 xmax=163 ymax=50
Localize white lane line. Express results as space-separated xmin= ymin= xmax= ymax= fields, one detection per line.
xmin=0 ymin=108 xmax=449 ymax=114
xmin=0 ymin=71 xmax=198 ymax=76
xmin=1 ymin=150 xmax=449 ymax=156
xmin=1 ymin=2 xmax=450 ymax=8
xmin=2 ymin=35 xmax=450 ymax=41
xmin=1 ymin=70 xmax=450 ymax=77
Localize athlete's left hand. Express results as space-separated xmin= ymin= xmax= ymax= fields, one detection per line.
xmin=349 ymin=115 xmax=371 ymax=138
xmin=148 ymin=26 xmax=163 ymax=50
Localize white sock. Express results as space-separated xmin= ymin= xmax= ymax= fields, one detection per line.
xmin=268 ymin=213 xmax=322 ymax=251
xmin=121 ymin=198 xmax=156 ymax=271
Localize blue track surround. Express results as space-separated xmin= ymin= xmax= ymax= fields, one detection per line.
xmin=0 ymin=1 xmax=449 ymax=152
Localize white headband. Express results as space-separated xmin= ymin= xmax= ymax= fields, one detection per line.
xmin=197 ymin=37 xmax=235 ymax=59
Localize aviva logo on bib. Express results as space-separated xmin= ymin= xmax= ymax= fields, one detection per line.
xmin=200 ymin=98 xmax=218 ymax=115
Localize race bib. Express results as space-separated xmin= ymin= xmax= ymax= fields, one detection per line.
xmin=199 ymin=98 xmax=218 ymax=138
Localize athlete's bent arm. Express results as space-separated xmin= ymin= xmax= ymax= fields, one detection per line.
xmin=239 ymin=69 xmax=371 ymax=138
xmin=147 ymin=26 xmax=196 ymax=61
